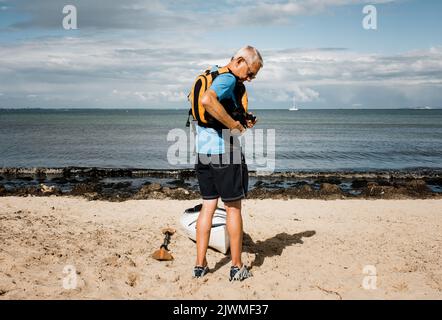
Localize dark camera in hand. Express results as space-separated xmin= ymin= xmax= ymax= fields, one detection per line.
xmin=244 ymin=112 xmax=256 ymax=123
xmin=232 ymin=111 xmax=256 ymax=128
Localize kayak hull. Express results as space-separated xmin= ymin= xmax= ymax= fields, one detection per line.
xmin=180 ymin=204 xmax=230 ymax=254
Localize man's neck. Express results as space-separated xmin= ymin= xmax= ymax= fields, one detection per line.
xmin=225 ymin=61 xmax=242 ymax=82
xmin=226 ymin=61 xmax=239 ymax=77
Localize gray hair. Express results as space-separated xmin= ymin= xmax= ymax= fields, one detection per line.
xmin=233 ymin=46 xmax=264 ymax=68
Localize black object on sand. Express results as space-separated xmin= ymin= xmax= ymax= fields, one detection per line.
xmin=152 ymin=228 xmax=176 ymax=261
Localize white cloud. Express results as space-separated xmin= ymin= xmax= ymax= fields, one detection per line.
xmin=258 ymin=47 xmax=442 ymax=86
xmin=224 ymin=0 xmax=391 ymax=25
xmin=293 ymin=86 xmax=320 ymax=102
xmin=264 ymin=86 xmax=320 ymax=104
xmin=247 ymin=46 xmax=442 ymax=107
xmin=0 ymin=35 xmax=441 ymax=108
xmin=2 ymin=0 xmax=440 ymax=109
xmin=3 ymin=0 xmax=397 ymax=30
xmin=112 ymin=89 xmax=187 ymax=103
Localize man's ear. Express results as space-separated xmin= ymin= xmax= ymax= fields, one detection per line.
xmin=235 ymin=57 xmax=244 ymax=66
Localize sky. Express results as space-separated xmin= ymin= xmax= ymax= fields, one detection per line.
xmin=0 ymin=0 xmax=441 ymax=109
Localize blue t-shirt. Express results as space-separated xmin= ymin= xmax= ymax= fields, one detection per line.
xmin=195 ymin=66 xmax=240 ymax=155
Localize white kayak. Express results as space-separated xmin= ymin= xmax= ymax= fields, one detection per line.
xmin=180 ymin=204 xmax=230 ymax=254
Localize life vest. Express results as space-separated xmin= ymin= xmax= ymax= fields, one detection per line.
xmin=186 ymin=66 xmax=248 ymax=129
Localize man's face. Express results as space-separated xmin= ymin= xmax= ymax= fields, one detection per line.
xmin=236 ymin=57 xmax=261 ymax=83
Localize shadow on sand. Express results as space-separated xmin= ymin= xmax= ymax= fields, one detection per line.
xmin=211 ymin=230 xmax=316 ymax=273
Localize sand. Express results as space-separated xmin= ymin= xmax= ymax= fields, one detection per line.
xmin=0 ymin=196 xmax=441 ymax=300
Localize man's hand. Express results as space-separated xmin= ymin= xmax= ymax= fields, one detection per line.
xmin=231 ymin=121 xmax=245 ymax=134
xmin=245 ymin=113 xmax=258 ymax=128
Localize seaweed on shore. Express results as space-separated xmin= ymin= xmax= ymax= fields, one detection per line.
xmin=0 ymin=166 xmax=441 ymax=201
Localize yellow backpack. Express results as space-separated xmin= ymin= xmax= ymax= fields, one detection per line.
xmin=186 ymin=66 xmax=248 ymax=129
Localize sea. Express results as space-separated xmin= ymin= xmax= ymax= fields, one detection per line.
xmin=1 ymin=108 xmax=441 ymax=172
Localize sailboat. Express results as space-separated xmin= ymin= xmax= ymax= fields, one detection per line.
xmin=289 ymin=97 xmax=299 ymax=111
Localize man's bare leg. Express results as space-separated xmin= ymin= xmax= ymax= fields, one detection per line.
xmin=225 ymin=199 xmax=243 ymax=267
xmin=195 ymin=199 xmax=218 ymax=267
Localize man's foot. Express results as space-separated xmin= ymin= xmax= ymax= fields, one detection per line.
xmin=192 ymin=265 xmax=209 ymax=278
xmin=229 ymin=265 xmax=253 ymax=281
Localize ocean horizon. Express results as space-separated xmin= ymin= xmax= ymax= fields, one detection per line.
xmin=1 ymin=108 xmax=441 ymax=172
xmin=1 ymin=107 xmax=441 ymax=110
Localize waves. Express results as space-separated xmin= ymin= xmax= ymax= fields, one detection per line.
xmin=1 ymin=108 xmax=442 ymax=171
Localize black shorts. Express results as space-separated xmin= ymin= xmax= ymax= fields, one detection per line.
xmin=195 ymin=151 xmax=248 ymax=202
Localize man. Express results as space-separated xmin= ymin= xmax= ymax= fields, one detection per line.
xmin=193 ymin=46 xmax=263 ymax=281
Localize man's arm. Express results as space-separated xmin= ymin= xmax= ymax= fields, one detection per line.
xmin=201 ymin=89 xmax=245 ymax=132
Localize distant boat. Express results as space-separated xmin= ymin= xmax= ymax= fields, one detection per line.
xmin=412 ymin=106 xmax=432 ymax=110
xmin=289 ymin=97 xmax=299 ymax=111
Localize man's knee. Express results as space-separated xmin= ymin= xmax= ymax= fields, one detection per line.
xmin=224 ymin=199 xmax=241 ymax=210
xmin=202 ymin=199 xmax=218 ymax=209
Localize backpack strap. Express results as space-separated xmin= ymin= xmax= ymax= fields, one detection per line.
xmin=185 ymin=108 xmax=192 ymax=127
xmin=208 ymin=66 xmax=230 ymax=82
xmin=217 ymin=66 xmax=230 ymax=74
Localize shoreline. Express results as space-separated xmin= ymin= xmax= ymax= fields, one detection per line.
xmin=2 ymin=166 xmax=442 ymax=178
xmin=1 ymin=166 xmax=441 ymax=201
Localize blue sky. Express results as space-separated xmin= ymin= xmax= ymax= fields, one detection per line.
xmin=0 ymin=0 xmax=441 ymax=109
xmin=203 ymin=1 xmax=442 ymax=54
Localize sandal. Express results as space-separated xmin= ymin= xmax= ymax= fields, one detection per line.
xmin=229 ymin=265 xmax=253 ymax=281
xmin=192 ymin=265 xmax=210 ymax=278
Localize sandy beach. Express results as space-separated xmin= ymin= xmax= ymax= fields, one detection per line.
xmin=0 ymin=196 xmax=441 ymax=300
